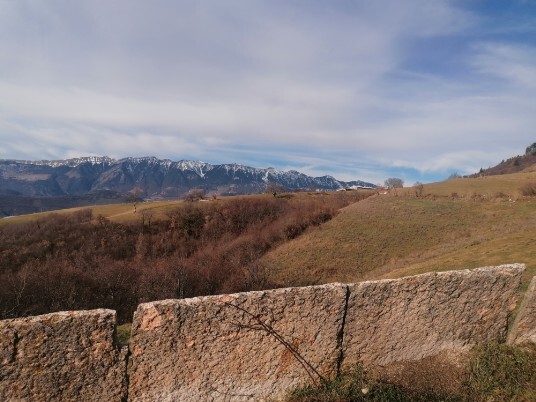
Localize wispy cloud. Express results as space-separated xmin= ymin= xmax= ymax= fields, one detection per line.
xmin=0 ymin=0 xmax=534 ymax=183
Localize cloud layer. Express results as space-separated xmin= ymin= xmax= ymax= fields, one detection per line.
xmin=0 ymin=0 xmax=534 ymax=183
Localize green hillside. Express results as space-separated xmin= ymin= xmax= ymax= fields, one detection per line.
xmin=264 ymin=171 xmax=536 ymax=288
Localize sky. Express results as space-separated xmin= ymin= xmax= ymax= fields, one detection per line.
xmin=0 ymin=0 xmax=535 ymax=185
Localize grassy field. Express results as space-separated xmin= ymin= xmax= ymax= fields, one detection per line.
xmin=264 ymin=172 xmax=536 ymax=288
xmin=0 ymin=199 xmax=185 ymax=226
xmin=422 ymin=170 xmax=536 ymax=198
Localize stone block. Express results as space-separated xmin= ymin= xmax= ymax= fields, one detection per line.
xmin=508 ymin=276 xmax=536 ymax=344
xmin=342 ymin=264 xmax=524 ymax=367
xmin=128 ymin=284 xmax=347 ymax=401
xmin=0 ymin=309 xmax=127 ymax=402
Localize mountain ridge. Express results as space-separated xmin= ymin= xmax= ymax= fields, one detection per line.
xmin=0 ymin=156 xmax=375 ymax=215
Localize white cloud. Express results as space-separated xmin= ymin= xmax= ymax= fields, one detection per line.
xmin=472 ymin=42 xmax=536 ymax=90
xmin=0 ymin=1 xmax=534 ymax=183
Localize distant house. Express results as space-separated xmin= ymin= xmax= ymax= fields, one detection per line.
xmin=338 ymin=184 xmax=375 ymax=191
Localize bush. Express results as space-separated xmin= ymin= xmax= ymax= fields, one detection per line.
xmin=520 ymin=182 xmax=536 ymax=196
xmin=184 ymin=189 xmax=206 ymax=202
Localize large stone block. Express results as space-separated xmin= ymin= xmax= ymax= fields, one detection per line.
xmin=0 ymin=309 xmax=127 ymax=402
xmin=342 ymin=264 xmax=524 ymax=367
xmin=508 ymin=276 xmax=536 ymax=344
xmin=128 ymin=284 xmax=347 ymax=401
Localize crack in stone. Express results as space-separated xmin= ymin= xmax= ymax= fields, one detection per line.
xmin=12 ymin=331 xmax=19 ymax=363
xmin=122 ymin=345 xmax=131 ymax=402
xmin=336 ymin=285 xmax=350 ymax=376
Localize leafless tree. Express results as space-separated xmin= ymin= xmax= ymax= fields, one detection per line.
xmin=413 ymin=181 xmax=424 ymax=197
xmin=265 ymin=182 xmax=287 ymax=197
xmin=126 ymin=187 xmax=144 ymax=212
xmin=384 ymin=178 xmax=404 ymax=189
xmin=184 ymin=188 xmax=206 ymax=202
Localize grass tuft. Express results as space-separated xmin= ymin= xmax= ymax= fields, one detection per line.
xmin=286 ymin=366 xmax=461 ymax=402
xmin=116 ymin=323 xmax=132 ymax=347
xmin=466 ymin=343 xmax=536 ymax=401
xmin=287 ymin=343 xmax=536 ymax=402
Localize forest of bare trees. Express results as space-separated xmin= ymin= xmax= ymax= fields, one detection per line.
xmin=0 ymin=193 xmax=370 ymax=323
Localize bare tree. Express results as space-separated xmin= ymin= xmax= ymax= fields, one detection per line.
xmin=265 ymin=182 xmax=287 ymax=197
xmin=413 ymin=181 xmax=424 ymax=197
xmin=184 ymin=189 xmax=206 ymax=202
xmin=384 ymin=178 xmax=404 ymax=189
xmin=126 ymin=187 xmax=144 ymax=212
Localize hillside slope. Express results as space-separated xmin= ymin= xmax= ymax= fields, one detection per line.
xmin=470 ymin=142 xmax=536 ymax=177
xmin=264 ymin=171 xmax=536 ymax=287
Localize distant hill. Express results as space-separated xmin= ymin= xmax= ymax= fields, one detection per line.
xmin=0 ymin=156 xmax=374 ymax=216
xmin=470 ymin=142 xmax=536 ymax=177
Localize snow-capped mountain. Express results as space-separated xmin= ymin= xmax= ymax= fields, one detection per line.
xmin=0 ymin=156 xmax=375 ymax=202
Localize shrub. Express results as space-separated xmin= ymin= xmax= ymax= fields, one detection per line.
xmin=493 ymin=191 xmax=508 ymax=199
xmin=520 ymin=182 xmax=536 ymax=196
xmin=73 ymin=208 xmax=93 ymax=223
xmin=184 ymin=189 xmax=206 ymax=202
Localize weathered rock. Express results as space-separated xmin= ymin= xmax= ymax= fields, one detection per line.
xmin=0 ymin=309 xmax=127 ymax=402
xmin=1 ymin=265 xmax=527 ymax=401
xmin=128 ymin=284 xmax=347 ymax=402
xmin=508 ymin=276 xmax=536 ymax=344
xmin=342 ymin=264 xmax=525 ymax=367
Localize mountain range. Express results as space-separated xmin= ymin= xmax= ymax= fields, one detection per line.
xmin=0 ymin=156 xmax=375 ymax=216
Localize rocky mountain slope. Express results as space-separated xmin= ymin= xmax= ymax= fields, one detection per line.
xmin=0 ymin=156 xmax=374 ymax=215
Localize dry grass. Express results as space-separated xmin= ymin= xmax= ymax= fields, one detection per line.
xmin=287 ymin=343 xmax=536 ymax=402
xmin=0 ymin=191 xmax=371 ymax=227
xmin=264 ymin=173 xmax=536 ymax=288
xmin=520 ymin=181 xmax=536 ymax=196
xmin=423 ymin=170 xmax=536 ymax=198
xmin=0 ymin=200 xmax=185 ymax=226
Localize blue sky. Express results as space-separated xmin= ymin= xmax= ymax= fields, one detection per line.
xmin=0 ymin=0 xmax=534 ymax=185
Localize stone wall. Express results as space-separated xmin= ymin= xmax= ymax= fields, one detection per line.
xmin=128 ymin=264 xmax=525 ymax=401
xmin=508 ymin=276 xmax=536 ymax=344
xmin=0 ymin=309 xmax=127 ymax=402
xmin=342 ymin=265 xmax=524 ymax=367
xmin=0 ymin=264 xmax=532 ymax=401
xmin=128 ymin=284 xmax=347 ymax=402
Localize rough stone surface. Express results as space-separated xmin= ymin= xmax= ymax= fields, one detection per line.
xmin=366 ymin=349 xmax=469 ymax=396
xmin=128 ymin=284 xmax=347 ymax=402
xmin=508 ymin=276 xmax=536 ymax=344
xmin=1 ymin=265 xmax=527 ymax=401
xmin=342 ymin=264 xmax=525 ymax=367
xmin=0 ymin=309 xmax=127 ymax=402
